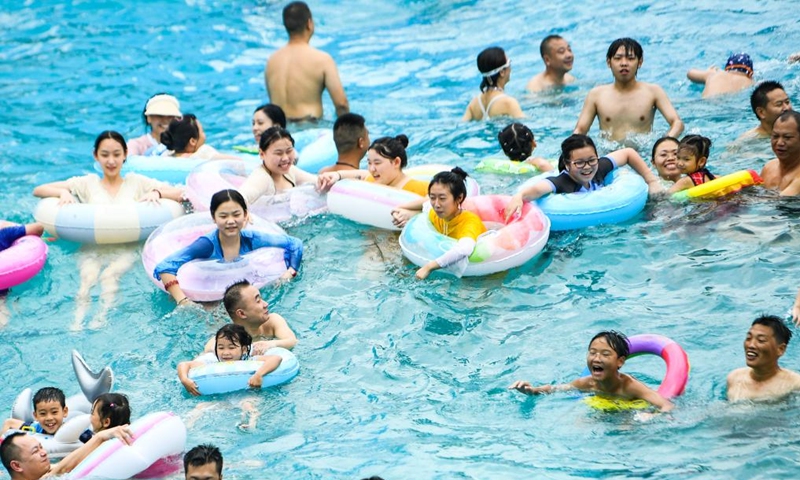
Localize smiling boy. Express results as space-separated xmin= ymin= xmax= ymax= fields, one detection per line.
xmin=573 ymin=38 xmax=683 ymax=142
xmin=2 ymin=388 xmax=68 ymax=437
xmin=509 ymin=331 xmax=673 ymax=412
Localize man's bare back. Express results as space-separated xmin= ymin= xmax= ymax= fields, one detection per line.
xmin=726 ymin=367 xmax=800 ymax=402
xmin=688 ymin=68 xmax=753 ymax=98
xmin=266 ymin=42 xmax=348 ymax=120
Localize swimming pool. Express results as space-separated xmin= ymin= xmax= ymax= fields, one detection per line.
xmin=1 ymin=0 xmax=799 ymax=478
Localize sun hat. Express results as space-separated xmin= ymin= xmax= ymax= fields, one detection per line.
xmin=144 ymin=94 xmax=182 ymax=117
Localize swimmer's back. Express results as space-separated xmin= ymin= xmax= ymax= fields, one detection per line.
xmin=266 ymin=43 xmax=343 ymax=120
xmin=701 ymin=71 xmax=754 ymax=98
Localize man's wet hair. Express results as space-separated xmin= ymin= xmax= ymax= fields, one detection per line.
xmin=606 ymin=37 xmax=643 ymax=61
xmin=589 ymin=331 xmax=630 ymax=358
xmin=752 ymin=315 xmax=793 ymax=346
xmin=1 ymin=432 xmax=26 ymax=476
xmin=540 ymin=35 xmax=563 ymax=59
xmin=774 ymin=110 xmax=800 ymax=135
xmin=223 ymin=279 xmax=251 ymax=319
xmin=283 ymin=1 xmax=312 ymax=35
xmin=184 ymin=444 xmax=223 ymax=476
xmin=333 ymin=113 xmax=367 ymax=153
xmin=750 ymin=81 xmax=785 ymax=117
xmin=33 ymin=387 xmax=66 ymax=409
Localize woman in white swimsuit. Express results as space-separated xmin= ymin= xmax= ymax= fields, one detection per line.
xmin=462 ymin=46 xmax=524 ymax=121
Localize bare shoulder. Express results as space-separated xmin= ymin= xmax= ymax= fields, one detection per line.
xmin=526 ymin=73 xmax=546 ymax=91
xmin=727 ymin=367 xmax=749 ymax=382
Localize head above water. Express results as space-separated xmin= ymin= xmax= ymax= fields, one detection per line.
xmin=254 ymin=104 xmax=287 ymax=129
xmin=558 ymin=134 xmax=597 ymax=171
xmin=678 ymin=134 xmax=712 ymax=160
xmin=32 ymin=387 xmax=66 ymax=410
xmin=651 ymin=136 xmax=679 ymax=162
xmin=223 ymin=279 xmax=252 ymax=319
xmin=184 ymin=444 xmax=223 ymax=480
xmin=333 ymin=113 xmax=368 ymax=154
xmin=283 ymin=1 xmax=312 ymax=36
xmin=93 ymin=131 xmax=128 ymax=157
xmin=477 ymin=46 xmax=509 ymax=92
xmin=773 ymin=110 xmax=800 ymax=135
xmin=539 ymin=35 xmax=564 ymax=59
xmin=92 ymin=393 xmax=131 ymax=431
xmin=161 ymin=114 xmax=200 ymax=154
xmin=751 ymin=315 xmax=792 ymax=346
xmin=589 ymin=331 xmax=630 ymax=359
xmin=209 ymin=189 xmax=248 ymax=217
xmin=750 ymin=81 xmax=787 ymax=119
xmin=142 ymin=93 xmax=182 ymax=127
xmin=498 ymin=123 xmax=535 ymax=161
xmin=428 ymin=167 xmax=469 ymax=204
xmin=606 ymin=37 xmax=643 ymax=61
xmin=725 ymin=53 xmax=753 ymax=78
xmin=1 ymin=432 xmax=47 ymax=479
xmin=369 ymin=135 xmax=409 ymax=168
xmin=214 ymin=324 xmax=252 ymax=361
xmin=259 ymin=126 xmax=295 ymax=152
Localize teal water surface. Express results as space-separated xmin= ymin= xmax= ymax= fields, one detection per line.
xmin=1 ymin=0 xmax=800 ymax=478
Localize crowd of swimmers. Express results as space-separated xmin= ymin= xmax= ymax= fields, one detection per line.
xmin=1 ymin=1 xmax=800 ymax=478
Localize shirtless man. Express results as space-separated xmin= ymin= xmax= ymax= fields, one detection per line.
xmin=264 ymin=2 xmax=348 ymax=121
xmin=727 ymin=315 xmax=800 ymax=402
xmin=526 ymin=35 xmax=575 ymax=92
xmin=1 ymin=427 xmax=131 ymax=479
xmin=573 ymin=38 xmax=683 ymax=142
xmin=760 ymin=111 xmax=800 ymax=195
xmin=742 ymin=81 xmax=792 ymax=139
xmin=203 ymin=280 xmax=298 ymax=353
xmin=687 ymin=53 xmax=754 ymax=98
xmin=318 ymin=113 xmax=370 ymax=174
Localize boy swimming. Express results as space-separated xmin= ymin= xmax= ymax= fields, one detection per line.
xmin=509 ymin=331 xmax=674 ymax=412
xmin=2 ymin=388 xmax=69 ymax=436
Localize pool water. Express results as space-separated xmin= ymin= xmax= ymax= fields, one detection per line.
xmin=2 ymin=0 xmax=800 ymax=478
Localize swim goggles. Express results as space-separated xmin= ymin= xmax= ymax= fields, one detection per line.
xmin=482 ymin=60 xmax=511 ymax=77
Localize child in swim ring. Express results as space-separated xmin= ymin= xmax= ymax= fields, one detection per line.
xmin=497 ymin=123 xmax=553 ymax=172
xmin=462 ymin=47 xmax=524 ymax=121
xmin=504 ymin=134 xmax=663 ymax=220
xmin=391 ymin=167 xmax=486 ymax=279
xmin=177 ymin=324 xmax=283 ymax=396
xmin=154 ymin=189 xmax=303 ymax=307
xmin=2 ymin=387 xmax=69 ymax=437
xmin=88 ymin=393 xmax=131 ymax=439
xmin=668 ymin=134 xmax=715 ymax=193
xmin=508 ymin=330 xmax=674 ymax=412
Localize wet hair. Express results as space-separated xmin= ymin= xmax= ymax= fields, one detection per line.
xmin=259 ymin=126 xmax=295 ymax=152
xmin=606 ymin=37 xmax=643 ymax=61
xmin=558 ymin=134 xmax=598 ymax=171
xmin=33 ymin=387 xmax=66 ymax=409
xmin=94 ymin=131 xmax=128 ymax=156
xmin=750 ymin=81 xmax=786 ymax=118
xmin=161 ymin=114 xmax=199 ymax=153
xmin=477 ymin=46 xmax=508 ymax=92
xmin=254 ymin=104 xmax=287 ymax=129
xmin=752 ymin=315 xmax=793 ymax=346
xmin=223 ymin=279 xmax=252 ymax=319
xmin=678 ymin=134 xmax=712 ymax=161
xmin=370 ymin=135 xmax=409 ymax=168
xmin=589 ymin=331 xmax=630 ymax=358
xmin=428 ymin=167 xmax=469 ymax=204
xmin=184 ymin=444 xmax=223 ymax=476
xmin=283 ymin=1 xmax=312 ymax=35
xmin=1 ymin=432 xmax=26 ymax=475
xmin=214 ymin=324 xmax=252 ymax=360
xmin=650 ymin=136 xmax=680 ymax=162
xmin=774 ymin=110 xmax=800 ymax=134
xmin=92 ymin=393 xmax=131 ymax=430
xmin=498 ymin=123 xmax=535 ymax=161
xmin=209 ymin=189 xmax=248 ymax=217
xmin=333 ymin=113 xmax=367 ymax=154
xmin=540 ymin=35 xmax=563 ymax=58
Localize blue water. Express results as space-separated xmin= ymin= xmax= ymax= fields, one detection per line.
xmin=2 ymin=0 xmax=800 ymax=478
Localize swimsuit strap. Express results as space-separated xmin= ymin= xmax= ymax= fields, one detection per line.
xmin=478 ymin=93 xmax=507 ymax=120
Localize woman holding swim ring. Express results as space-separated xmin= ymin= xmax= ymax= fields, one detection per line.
xmin=153 ymin=189 xmax=303 ymax=307
xmin=238 ymin=126 xmax=318 ymax=206
xmin=463 ymin=47 xmax=524 ymax=121
xmin=317 ymin=134 xmax=428 ymax=196
xmin=33 ymin=131 xmax=185 ymax=330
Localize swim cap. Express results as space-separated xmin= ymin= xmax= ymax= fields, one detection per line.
xmin=724 ymin=53 xmax=753 ymax=78
xmin=144 ymin=94 xmax=182 ymax=117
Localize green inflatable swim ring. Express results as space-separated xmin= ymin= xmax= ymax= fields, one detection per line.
xmin=475 ymin=157 xmax=553 ymax=175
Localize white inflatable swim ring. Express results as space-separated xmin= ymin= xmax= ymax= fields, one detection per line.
xmin=93 ymin=155 xmax=211 ymax=185
xmin=188 ymin=347 xmax=300 ymax=395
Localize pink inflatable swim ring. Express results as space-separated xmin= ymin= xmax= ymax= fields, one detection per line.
xmin=0 ymin=236 xmax=48 ymax=290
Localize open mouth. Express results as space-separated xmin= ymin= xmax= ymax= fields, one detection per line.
xmin=745 ymin=350 xmax=758 ymax=361
xmin=591 ymin=364 xmax=604 ymax=375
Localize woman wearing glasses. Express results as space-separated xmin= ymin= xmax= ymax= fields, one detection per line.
xmin=462 ymin=46 xmax=524 ymax=121
xmin=504 ymin=134 xmax=663 ymax=220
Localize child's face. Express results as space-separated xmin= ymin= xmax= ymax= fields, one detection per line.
xmin=677 ymin=148 xmax=705 ymax=174
xmin=33 ymin=400 xmax=68 ymax=435
xmin=216 ymin=336 xmax=248 ymax=362
xmin=566 ymin=145 xmax=600 ymax=186
xmin=586 ymin=337 xmax=624 ymax=381
xmin=90 ymin=401 xmax=108 ymax=432
xmin=212 ymin=200 xmax=248 ymax=240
